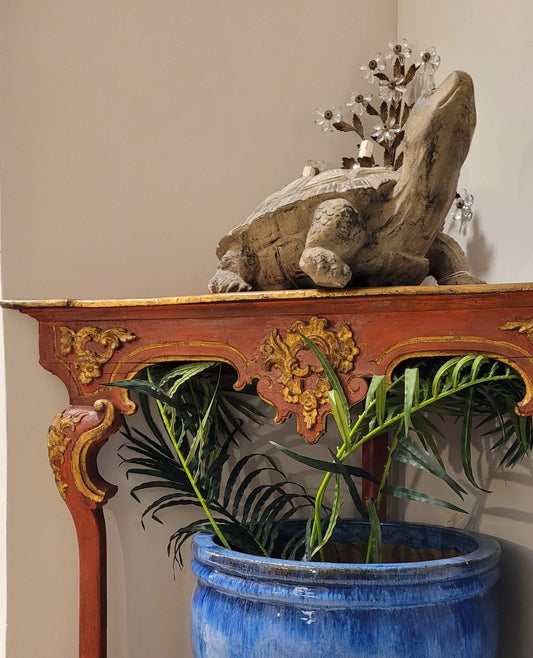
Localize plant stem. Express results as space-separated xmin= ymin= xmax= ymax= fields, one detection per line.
xmin=308 ymin=371 xmax=518 ymax=557
xmin=365 ymin=432 xmax=398 ymax=563
xmin=155 ymin=397 xmax=233 ymax=551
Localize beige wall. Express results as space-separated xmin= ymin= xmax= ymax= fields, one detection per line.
xmin=398 ymin=3 xmax=533 ymax=657
xmin=1 ymin=2 xmax=395 ymax=656
xmin=3 ymin=1 xmax=533 ymax=656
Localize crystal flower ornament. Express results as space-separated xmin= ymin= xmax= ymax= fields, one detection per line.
xmin=346 ymin=93 xmax=372 ymax=116
xmin=420 ymin=47 xmax=441 ymax=73
xmin=452 ymin=190 xmax=474 ymax=223
xmin=360 ymin=52 xmax=386 ymax=83
xmin=372 ymin=118 xmax=401 ymax=144
xmin=378 ymin=76 xmax=407 ymax=103
xmin=418 ymin=46 xmax=441 ymax=92
xmin=315 ymin=106 xmax=342 ymax=132
xmin=386 ymin=39 xmax=412 ymax=62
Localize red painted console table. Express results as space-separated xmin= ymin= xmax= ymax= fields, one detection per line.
xmin=4 ymin=283 xmax=533 ymax=657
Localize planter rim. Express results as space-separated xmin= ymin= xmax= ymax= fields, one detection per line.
xmin=191 ymin=520 xmax=501 ymax=652
xmin=191 ymin=520 xmax=501 ymax=588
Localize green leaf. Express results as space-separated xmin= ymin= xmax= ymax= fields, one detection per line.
xmin=366 ymin=375 xmax=387 ymax=424
xmin=311 ymin=474 xmax=343 ymax=558
xmin=460 ymin=386 xmax=485 ymax=490
xmin=161 ymin=361 xmax=215 ymax=390
xmin=299 ymin=333 xmax=350 ymax=438
xmin=329 ymin=449 xmax=367 ymax=517
xmin=271 ymin=442 xmax=378 ymax=481
xmin=381 ymin=485 xmax=467 ymax=513
xmin=366 ymin=498 xmax=382 ymax=563
xmin=431 ymin=357 xmax=460 ymax=396
xmin=403 ymin=367 xmax=419 ymax=434
xmin=409 ymin=413 xmax=445 ymax=464
xmin=328 ymin=389 xmax=351 ymax=445
xmin=395 ymin=432 xmax=466 ymax=497
xmin=107 ymin=378 xmax=175 ymax=407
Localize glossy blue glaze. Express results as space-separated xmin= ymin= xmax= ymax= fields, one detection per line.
xmin=190 ymin=521 xmax=500 ymax=658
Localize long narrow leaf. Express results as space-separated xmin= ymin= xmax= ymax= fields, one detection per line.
xmin=366 ymin=498 xmax=382 ymax=563
xmin=403 ymin=368 xmax=419 ymax=434
xmin=271 ymin=442 xmax=378 ymax=481
xmin=311 ymin=474 xmax=343 ymax=558
xmin=396 ymin=433 xmax=466 ymax=497
xmin=381 ymin=485 xmax=467 ymax=513
xmin=329 ymin=449 xmax=367 ymax=517
xmin=300 ymin=333 xmax=350 ymax=435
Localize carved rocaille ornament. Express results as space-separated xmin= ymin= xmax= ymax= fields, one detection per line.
xmin=71 ymin=400 xmax=116 ymax=503
xmin=59 ymin=325 xmax=136 ymax=384
xmin=48 ymin=412 xmax=85 ymax=499
xmin=261 ymin=316 xmax=358 ymax=429
xmin=47 ymin=400 xmax=117 ymax=503
xmin=501 ymin=319 xmax=533 ymax=343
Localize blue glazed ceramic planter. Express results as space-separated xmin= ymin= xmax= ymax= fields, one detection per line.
xmin=190 ymin=521 xmax=500 ymax=658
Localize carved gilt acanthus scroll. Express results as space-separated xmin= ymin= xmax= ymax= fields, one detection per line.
xmin=261 ymin=316 xmax=358 ymax=429
xmin=48 ymin=412 xmax=85 ymax=499
xmin=59 ymin=326 xmax=136 ymax=384
xmin=71 ymin=399 xmax=116 ymax=504
xmin=47 ymin=400 xmax=117 ymax=504
xmin=501 ymin=319 xmax=533 ymax=343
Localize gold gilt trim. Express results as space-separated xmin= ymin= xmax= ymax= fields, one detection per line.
xmin=59 ymin=326 xmax=136 ymax=384
xmin=108 ymin=340 xmax=250 ymax=415
xmin=48 ymin=412 xmax=85 ymax=499
xmin=71 ymin=400 xmax=115 ymax=504
xmin=376 ymin=335 xmax=532 ymax=364
xmin=501 ymin=319 xmax=533 ymax=343
xmin=261 ymin=316 xmax=358 ymax=429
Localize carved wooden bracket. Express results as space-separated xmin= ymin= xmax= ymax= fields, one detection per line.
xmin=59 ymin=326 xmax=136 ymax=385
xmin=258 ymin=316 xmax=365 ymax=440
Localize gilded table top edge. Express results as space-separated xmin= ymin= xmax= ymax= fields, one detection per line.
xmin=2 ymin=282 xmax=533 ymax=310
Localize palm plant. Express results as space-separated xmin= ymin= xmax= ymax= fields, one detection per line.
xmin=110 ymin=350 xmax=532 ymax=566
xmin=280 ymin=339 xmax=532 ymax=562
xmin=111 ymin=362 xmax=315 ymax=566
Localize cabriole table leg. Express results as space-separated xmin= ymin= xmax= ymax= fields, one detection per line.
xmin=48 ymin=399 xmax=121 ymax=658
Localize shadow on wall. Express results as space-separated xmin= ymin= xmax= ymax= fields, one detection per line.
xmin=496 ymin=538 xmax=533 ymax=658
xmin=445 ymin=213 xmax=494 ymax=282
xmin=465 ymin=214 xmax=494 ymax=281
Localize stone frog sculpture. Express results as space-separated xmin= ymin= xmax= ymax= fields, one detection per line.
xmin=208 ymin=70 xmax=481 ymax=293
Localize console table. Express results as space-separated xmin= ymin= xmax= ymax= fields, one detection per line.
xmin=4 ymin=283 xmax=533 ymax=658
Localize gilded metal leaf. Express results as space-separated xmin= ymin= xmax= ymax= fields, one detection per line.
xmin=393 ymin=57 xmax=402 ymax=79
xmin=404 ymin=63 xmax=418 ymax=85
xmin=352 ymin=114 xmax=364 ymax=138
xmin=380 ymin=101 xmax=388 ymax=123
xmin=333 ymin=121 xmax=355 ymax=133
